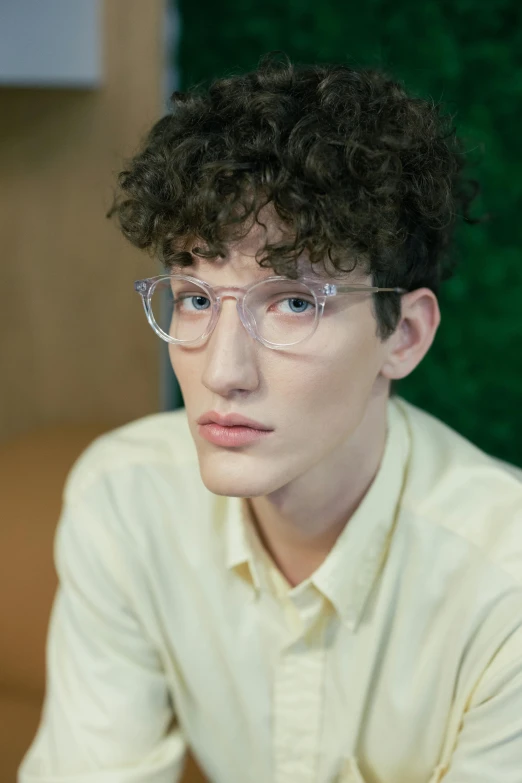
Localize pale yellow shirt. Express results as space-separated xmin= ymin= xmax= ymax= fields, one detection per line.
xmin=18 ymin=396 xmax=522 ymax=783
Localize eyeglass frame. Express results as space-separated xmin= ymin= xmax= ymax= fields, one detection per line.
xmin=134 ymin=273 xmax=407 ymax=350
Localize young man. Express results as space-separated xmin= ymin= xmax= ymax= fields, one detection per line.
xmin=19 ymin=53 xmax=522 ymax=783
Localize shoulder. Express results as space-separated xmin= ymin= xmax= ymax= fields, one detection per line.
xmin=63 ymin=407 xmax=198 ymax=504
xmin=392 ymin=396 xmax=522 ymax=584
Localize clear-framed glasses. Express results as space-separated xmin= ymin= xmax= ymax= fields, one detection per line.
xmin=134 ymin=273 xmax=407 ymax=351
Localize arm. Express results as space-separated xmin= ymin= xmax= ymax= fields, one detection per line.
xmin=17 ymin=497 xmax=187 ymax=783
xmin=338 ymin=623 xmax=522 ymax=783
xmin=431 ymin=622 xmax=522 ymax=783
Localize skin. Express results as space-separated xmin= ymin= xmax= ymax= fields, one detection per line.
xmin=169 ymin=207 xmax=441 ymax=586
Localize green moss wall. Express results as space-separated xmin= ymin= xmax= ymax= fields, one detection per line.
xmin=176 ymin=0 xmax=521 ymax=466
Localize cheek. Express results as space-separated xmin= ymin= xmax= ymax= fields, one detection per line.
xmin=276 ymin=324 xmax=382 ymax=409
xmin=267 ymin=327 xmax=384 ymax=457
xmin=168 ymin=346 xmax=199 ymax=393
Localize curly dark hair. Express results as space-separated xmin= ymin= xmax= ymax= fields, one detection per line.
xmin=109 ymin=51 xmax=482 ymax=343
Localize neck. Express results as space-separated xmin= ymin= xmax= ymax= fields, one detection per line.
xmin=246 ymin=393 xmax=389 ymax=587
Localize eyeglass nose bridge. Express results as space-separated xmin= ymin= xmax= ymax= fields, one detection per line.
xmin=206 ymin=285 xmax=263 ymax=345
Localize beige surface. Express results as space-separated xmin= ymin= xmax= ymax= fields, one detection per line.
xmin=0 ymin=0 xmax=166 ymax=441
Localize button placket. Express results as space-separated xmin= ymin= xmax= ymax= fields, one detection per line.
xmin=285 ymin=586 xmax=324 ymax=647
xmin=273 ymin=632 xmax=327 ymax=783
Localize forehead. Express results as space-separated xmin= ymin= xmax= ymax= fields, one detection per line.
xmin=189 ymin=249 xmax=324 ymax=282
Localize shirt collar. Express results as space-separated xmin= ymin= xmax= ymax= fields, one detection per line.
xmin=312 ymin=397 xmax=410 ymax=631
xmin=224 ymin=396 xmax=411 ymax=632
xmin=224 ymin=489 xmax=264 ymax=592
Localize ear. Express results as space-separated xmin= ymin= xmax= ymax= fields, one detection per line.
xmin=380 ymin=288 xmax=441 ymax=381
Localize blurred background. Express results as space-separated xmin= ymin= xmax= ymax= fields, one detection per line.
xmin=0 ymin=0 xmax=520 ymax=779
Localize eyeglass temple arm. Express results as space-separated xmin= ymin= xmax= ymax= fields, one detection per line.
xmin=319 ymin=283 xmax=407 ymax=296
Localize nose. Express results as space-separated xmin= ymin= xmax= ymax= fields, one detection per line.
xmin=201 ymin=297 xmax=260 ymax=396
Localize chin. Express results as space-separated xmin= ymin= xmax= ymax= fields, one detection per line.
xmin=197 ymin=458 xmax=279 ymax=498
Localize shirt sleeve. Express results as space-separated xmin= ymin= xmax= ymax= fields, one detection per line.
xmin=17 ymin=496 xmax=187 ymax=783
xmin=433 ymin=622 xmax=522 ymax=783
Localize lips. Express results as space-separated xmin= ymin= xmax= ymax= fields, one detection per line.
xmin=196 ymin=411 xmax=272 ymax=431
xmin=198 ymin=421 xmax=272 ymax=447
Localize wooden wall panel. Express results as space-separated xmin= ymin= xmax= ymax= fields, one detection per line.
xmin=0 ymin=0 xmax=166 ymax=440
